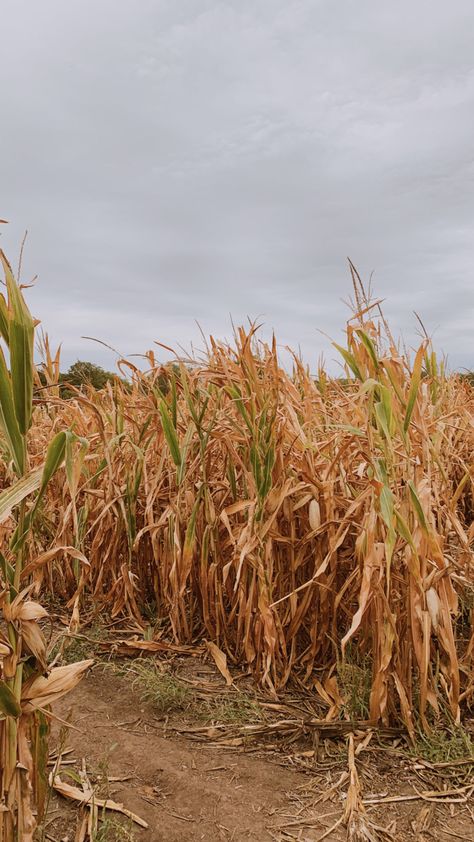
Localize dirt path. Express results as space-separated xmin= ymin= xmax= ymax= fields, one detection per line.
xmin=47 ymin=666 xmax=474 ymax=842
xmin=50 ymin=669 xmax=344 ymax=841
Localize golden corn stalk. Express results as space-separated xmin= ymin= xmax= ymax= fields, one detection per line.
xmin=0 ymin=251 xmax=92 ymax=840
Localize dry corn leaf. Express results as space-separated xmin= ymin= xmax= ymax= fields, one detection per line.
xmin=50 ymin=774 xmax=148 ymax=828
xmin=21 ymin=659 xmax=94 ymax=712
xmin=206 ymin=640 xmax=233 ymax=685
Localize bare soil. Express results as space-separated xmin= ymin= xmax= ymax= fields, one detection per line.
xmin=45 ymin=664 xmax=474 ymax=842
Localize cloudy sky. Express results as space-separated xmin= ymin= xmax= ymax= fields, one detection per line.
xmin=1 ymin=1 xmax=473 ymax=373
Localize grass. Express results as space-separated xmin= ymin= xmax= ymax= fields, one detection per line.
xmin=108 ymin=659 xmax=265 ymax=724
xmin=127 ymin=660 xmax=192 ymax=714
xmin=49 ymin=629 xmax=104 ymax=664
xmin=93 ymin=818 xmax=136 ymax=842
xmin=202 ymin=691 xmax=265 ymax=724
xmin=337 ymin=651 xmax=372 ymax=720
xmin=413 ymin=722 xmax=474 ymax=763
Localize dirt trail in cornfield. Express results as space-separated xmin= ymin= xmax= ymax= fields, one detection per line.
xmin=51 ymin=669 xmax=332 ymax=841
xmin=49 ymin=667 xmax=474 ymax=842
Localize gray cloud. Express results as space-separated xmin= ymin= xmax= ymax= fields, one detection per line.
xmin=1 ymin=0 xmax=473 ymax=372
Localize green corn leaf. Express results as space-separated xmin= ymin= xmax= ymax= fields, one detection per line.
xmin=0 ymin=680 xmax=21 ymax=718
xmin=404 ymin=344 xmax=425 ymax=432
xmin=180 ymin=364 xmax=199 ymax=426
xmin=333 ymin=343 xmax=363 ymax=381
xmin=394 ymin=510 xmax=416 ymax=549
xmin=408 ymin=481 xmax=429 ymax=534
xmin=11 ymin=433 xmax=68 ymax=552
xmin=226 ymin=385 xmax=253 ymax=432
xmin=38 ymin=431 xmax=67 ymax=498
xmin=0 ymin=468 xmax=41 ymax=525
xmin=159 ymin=400 xmax=181 ymax=467
xmin=250 ymin=443 xmax=261 ymax=492
xmin=0 ymin=347 xmax=25 ymax=474
xmin=374 ymin=458 xmax=388 ymax=485
xmin=381 ymin=385 xmax=393 ymax=431
xmin=0 ymin=551 xmax=14 ymax=585
xmin=379 ymin=485 xmax=394 ymax=531
xmin=31 ymin=710 xmax=50 ymax=820
xmin=356 ymin=329 xmax=379 ymax=370
xmin=260 ymin=446 xmax=275 ymax=500
xmin=197 ymin=395 xmax=210 ymax=428
xmin=137 ymin=416 xmax=152 ymax=447
xmin=0 ymin=293 xmax=9 ymax=345
xmin=374 ymin=401 xmax=390 ymax=441
xmin=88 ymin=457 xmax=108 ymax=488
xmin=1 ymin=250 xmax=34 ymax=435
xmin=382 ymin=360 xmax=406 ymax=407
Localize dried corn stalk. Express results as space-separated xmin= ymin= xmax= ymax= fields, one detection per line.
xmin=1 ymin=260 xmax=473 ymax=734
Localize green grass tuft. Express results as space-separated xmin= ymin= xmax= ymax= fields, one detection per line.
xmin=203 ymin=691 xmax=265 ymax=724
xmin=413 ymin=722 xmax=474 ymax=763
xmin=128 ymin=660 xmax=191 ymax=714
xmin=337 ymin=651 xmax=372 ymax=720
xmin=93 ymin=817 xmax=136 ymax=842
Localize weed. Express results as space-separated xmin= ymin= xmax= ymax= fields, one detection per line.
xmin=48 ymin=624 xmax=108 ymax=665
xmin=337 ymin=651 xmax=372 ymax=720
xmin=93 ymin=816 xmax=136 ymax=842
xmin=127 ymin=660 xmax=191 ymax=714
xmin=413 ymin=722 xmax=474 ymax=763
xmin=203 ymin=691 xmax=265 ymax=724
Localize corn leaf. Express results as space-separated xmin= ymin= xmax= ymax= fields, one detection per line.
xmin=408 ymin=481 xmax=429 ymax=534
xmin=356 ymin=329 xmax=379 ymax=370
xmin=0 ymin=293 xmax=9 ymax=345
xmin=159 ymin=400 xmax=181 ymax=466
xmin=0 ymin=468 xmax=42 ymax=524
xmin=0 ymin=680 xmax=21 ymax=718
xmin=333 ymin=343 xmax=363 ymax=381
xmin=404 ymin=343 xmax=426 ymax=432
xmin=1 ymin=250 xmax=35 ymax=434
xmin=0 ymin=347 xmax=25 ymax=474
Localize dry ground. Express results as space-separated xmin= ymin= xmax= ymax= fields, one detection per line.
xmin=40 ymin=646 xmax=474 ymax=842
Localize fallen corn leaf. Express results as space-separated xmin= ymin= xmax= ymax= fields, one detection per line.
xmin=50 ymin=773 xmax=148 ymax=828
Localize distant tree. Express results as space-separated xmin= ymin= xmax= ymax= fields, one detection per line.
xmin=154 ymin=362 xmax=181 ymax=396
xmin=459 ymin=371 xmax=474 ymax=386
xmin=62 ymin=360 xmax=115 ymax=391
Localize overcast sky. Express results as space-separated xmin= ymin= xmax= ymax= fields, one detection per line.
xmin=1 ymin=1 xmax=473 ymax=373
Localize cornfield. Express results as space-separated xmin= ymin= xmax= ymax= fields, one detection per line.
xmin=0 ymin=251 xmax=474 ymax=828
xmin=0 ymin=250 xmax=473 ymax=833
xmin=0 ymin=267 xmax=466 ymax=744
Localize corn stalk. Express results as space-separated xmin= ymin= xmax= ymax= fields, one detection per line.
xmin=0 ymin=251 xmax=92 ymax=840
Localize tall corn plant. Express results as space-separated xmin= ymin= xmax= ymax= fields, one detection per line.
xmin=337 ymin=310 xmax=461 ymax=735
xmin=0 ymin=251 xmax=92 ymax=841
